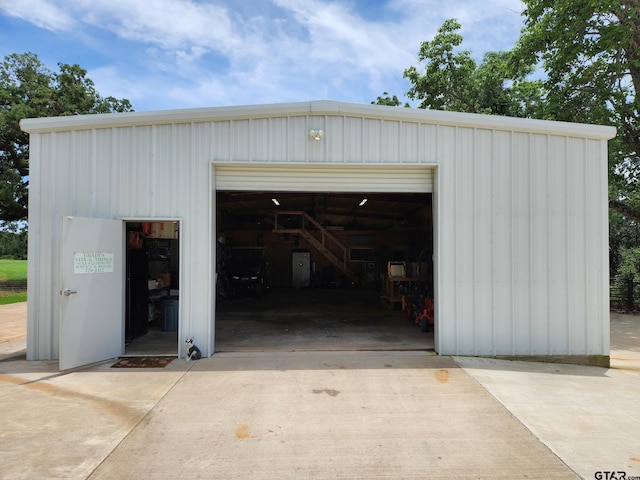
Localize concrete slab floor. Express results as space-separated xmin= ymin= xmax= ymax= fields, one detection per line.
xmin=215 ymin=288 xmax=434 ymax=352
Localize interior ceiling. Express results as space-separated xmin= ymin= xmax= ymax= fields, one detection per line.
xmin=217 ymin=192 xmax=432 ymax=230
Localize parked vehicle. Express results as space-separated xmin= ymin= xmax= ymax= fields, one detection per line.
xmin=227 ymin=247 xmax=269 ymax=298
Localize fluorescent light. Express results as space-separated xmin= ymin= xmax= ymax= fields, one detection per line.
xmin=358 ymin=198 xmax=368 ymax=207
xmin=271 ymin=198 xmax=280 ymax=206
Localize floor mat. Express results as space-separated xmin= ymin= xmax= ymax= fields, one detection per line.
xmin=111 ymin=356 xmax=176 ymax=368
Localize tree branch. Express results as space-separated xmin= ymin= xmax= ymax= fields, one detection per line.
xmin=610 ymin=198 xmax=640 ymax=222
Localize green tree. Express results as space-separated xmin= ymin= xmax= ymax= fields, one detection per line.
xmin=371 ymin=91 xmax=409 ymax=107
xmin=401 ymin=19 xmax=544 ymax=117
xmin=512 ymin=0 xmax=640 ymax=222
xmin=0 ymin=52 xmax=133 ymax=224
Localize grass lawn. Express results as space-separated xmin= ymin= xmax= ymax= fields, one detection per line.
xmin=0 ymin=259 xmax=28 ymax=281
xmin=0 ymin=292 xmax=27 ymax=305
xmin=0 ymin=259 xmax=28 ymax=305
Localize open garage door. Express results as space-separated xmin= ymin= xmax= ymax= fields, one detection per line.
xmin=213 ymin=163 xmax=436 ymax=353
xmin=214 ymin=164 xmax=434 ymax=194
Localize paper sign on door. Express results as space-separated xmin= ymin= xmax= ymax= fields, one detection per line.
xmin=73 ymin=252 xmax=114 ymax=274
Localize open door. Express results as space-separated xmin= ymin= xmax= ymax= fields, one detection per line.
xmin=60 ymin=216 xmax=124 ymax=370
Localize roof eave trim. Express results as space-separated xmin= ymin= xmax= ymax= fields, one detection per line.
xmin=19 ymin=99 xmax=617 ymax=140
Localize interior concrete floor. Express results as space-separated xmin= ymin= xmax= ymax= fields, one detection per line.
xmin=124 ymin=326 xmax=178 ymax=356
xmin=123 ymin=288 xmax=435 ymax=356
xmin=215 ymin=288 xmax=435 ymax=352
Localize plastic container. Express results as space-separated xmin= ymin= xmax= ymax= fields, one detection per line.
xmin=162 ymin=297 xmax=179 ymax=331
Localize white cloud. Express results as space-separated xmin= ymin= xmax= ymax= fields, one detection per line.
xmin=0 ymin=0 xmax=75 ymax=31
xmin=0 ymin=0 xmax=527 ymax=110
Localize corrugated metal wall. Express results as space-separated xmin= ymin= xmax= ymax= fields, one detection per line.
xmin=435 ymin=127 xmax=609 ymax=356
xmin=27 ymin=123 xmax=214 ymax=359
xmin=24 ymin=102 xmax=613 ymax=361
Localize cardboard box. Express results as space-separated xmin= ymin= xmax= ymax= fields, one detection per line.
xmin=388 ymin=261 xmax=406 ymax=277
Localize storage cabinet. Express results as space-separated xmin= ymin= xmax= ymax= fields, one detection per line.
xmin=292 ymin=251 xmax=310 ymax=287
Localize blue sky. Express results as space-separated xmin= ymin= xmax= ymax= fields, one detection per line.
xmin=0 ymin=0 xmax=525 ymax=112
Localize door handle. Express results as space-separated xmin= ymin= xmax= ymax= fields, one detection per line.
xmin=62 ymin=289 xmax=78 ymax=296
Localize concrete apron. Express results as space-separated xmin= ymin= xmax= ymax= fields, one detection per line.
xmin=0 ymin=351 xmax=575 ymax=480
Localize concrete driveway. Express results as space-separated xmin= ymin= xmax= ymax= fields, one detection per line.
xmin=1 ymin=303 xmax=639 ymax=479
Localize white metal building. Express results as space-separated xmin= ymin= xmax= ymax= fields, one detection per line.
xmin=21 ymin=100 xmax=616 ymax=369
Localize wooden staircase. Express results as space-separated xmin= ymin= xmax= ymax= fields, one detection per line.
xmin=273 ymin=211 xmax=359 ymax=284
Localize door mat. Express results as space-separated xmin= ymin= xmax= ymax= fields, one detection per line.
xmin=111 ymin=356 xmax=176 ymax=368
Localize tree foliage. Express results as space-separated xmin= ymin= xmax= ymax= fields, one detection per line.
xmin=513 ymin=0 xmax=640 ymax=222
xmin=371 ymin=91 xmax=409 ymax=107
xmin=402 ymin=19 xmax=545 ymax=117
xmin=0 ymin=229 xmax=27 ymax=259
xmin=0 ymin=52 xmax=133 ymax=223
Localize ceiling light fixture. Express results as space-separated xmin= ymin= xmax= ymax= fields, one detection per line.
xmin=358 ymin=198 xmax=368 ymax=207
xmin=309 ymin=129 xmax=324 ymax=141
xmin=271 ymin=198 xmax=280 ymax=206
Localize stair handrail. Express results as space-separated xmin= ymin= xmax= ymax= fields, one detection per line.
xmin=275 ymin=211 xmax=347 ymax=268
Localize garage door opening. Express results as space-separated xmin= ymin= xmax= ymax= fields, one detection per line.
xmin=215 ymin=191 xmax=434 ymax=352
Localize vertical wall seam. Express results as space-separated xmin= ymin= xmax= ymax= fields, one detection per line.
xmin=110 ymin=128 xmax=117 ymax=215
xmin=583 ymin=138 xmax=590 ymax=353
xmin=472 ymin=128 xmax=477 ymax=355
xmin=70 ymin=131 xmax=77 ymax=215
xmin=545 ymin=134 xmax=552 ymax=354
xmin=453 ymin=126 xmax=458 ymax=354
xmin=151 ymin=125 xmax=157 ymax=218
xmin=509 ymin=131 xmax=515 ymax=355
xmin=90 ymin=129 xmax=97 ymax=216
xmin=565 ymin=136 xmax=571 ymax=354
xmin=528 ymin=132 xmax=534 ymax=354
xmin=491 ymin=129 xmax=496 ymax=356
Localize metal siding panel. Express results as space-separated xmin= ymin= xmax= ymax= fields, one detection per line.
xmin=512 ymin=132 xmax=532 ymax=354
xmin=152 ymin=124 xmax=173 ymax=216
xmin=324 ymin=116 xmax=343 ymax=163
xmin=184 ymin=122 xmax=213 ymax=356
xmin=567 ymin=137 xmax=588 ymax=353
xmin=530 ymin=133 xmax=551 ymax=354
xmin=132 ymin=126 xmax=154 ymax=216
xmin=432 ymin=166 xmax=441 ymax=353
xmin=251 ymin=118 xmax=270 ymax=160
xmin=401 ymin=122 xmax=419 ymax=163
xmin=585 ymin=138 xmax=602 ymax=353
xmin=435 ymin=125 xmax=457 ymax=354
xmin=474 ymin=129 xmax=494 ymax=354
xmin=587 ymin=137 xmax=607 ymax=354
xmin=270 ymin=117 xmax=288 ymax=161
xmin=35 ymin=133 xmax=61 ymax=359
xmin=211 ymin=121 xmax=231 ymax=161
xmin=230 ymin=119 xmax=250 ymax=161
xmin=381 ymin=120 xmax=400 ymax=162
xmin=71 ymin=130 xmax=93 ymax=217
xmin=548 ymin=135 xmax=569 ymax=354
xmin=492 ymin=130 xmax=513 ymax=354
xmin=25 ymin=133 xmax=45 ymax=359
xmin=420 ymin=124 xmax=439 ymax=162
xmin=344 ymin=117 xmax=363 ymax=163
xmin=114 ymin=127 xmax=133 ymax=215
xmin=288 ymin=116 xmax=307 ymax=162
xmin=94 ymin=129 xmax=115 ymax=217
xmin=363 ymin=119 xmax=382 ymax=163
xmin=598 ymin=140 xmax=611 ymax=354
xmin=455 ymin=127 xmax=476 ymax=354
